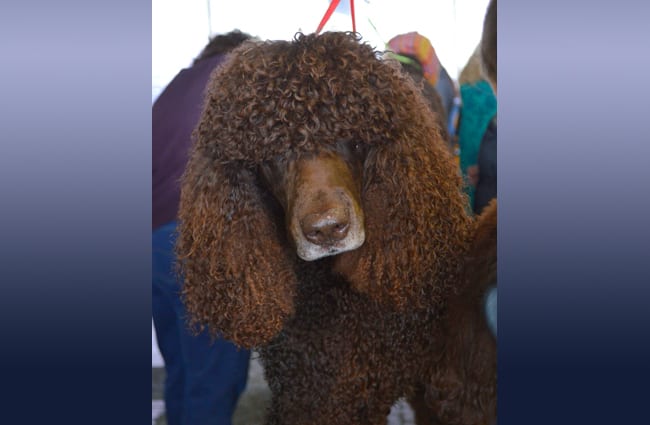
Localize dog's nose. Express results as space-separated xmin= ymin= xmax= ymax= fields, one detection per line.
xmin=301 ymin=208 xmax=350 ymax=246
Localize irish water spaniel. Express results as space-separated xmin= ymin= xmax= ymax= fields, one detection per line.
xmin=177 ymin=31 xmax=482 ymax=424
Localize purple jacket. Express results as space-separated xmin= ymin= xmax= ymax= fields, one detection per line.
xmin=152 ymin=54 xmax=226 ymax=230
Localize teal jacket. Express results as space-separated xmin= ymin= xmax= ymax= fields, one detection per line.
xmin=458 ymin=80 xmax=497 ymax=209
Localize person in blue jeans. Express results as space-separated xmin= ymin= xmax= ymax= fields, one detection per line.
xmin=153 ymin=223 xmax=249 ymax=424
xmin=474 ymin=116 xmax=497 ymax=215
xmin=480 ymin=0 xmax=497 ymax=343
xmin=152 ymin=30 xmax=253 ymax=425
xmin=481 ymin=2 xmax=498 ymax=422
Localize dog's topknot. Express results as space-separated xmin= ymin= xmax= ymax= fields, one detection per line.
xmin=193 ymin=31 xmax=443 ymax=166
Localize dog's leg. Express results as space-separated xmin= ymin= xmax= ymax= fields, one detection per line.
xmin=259 ymin=281 xmax=405 ymax=425
xmin=408 ymin=386 xmax=444 ymax=425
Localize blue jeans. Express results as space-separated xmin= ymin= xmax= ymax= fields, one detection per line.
xmin=153 ymin=221 xmax=250 ymax=425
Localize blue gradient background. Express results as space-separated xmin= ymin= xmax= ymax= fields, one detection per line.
xmin=499 ymin=1 xmax=650 ymax=423
xmin=1 ymin=1 xmax=649 ymax=424
xmin=0 ymin=1 xmax=151 ymax=423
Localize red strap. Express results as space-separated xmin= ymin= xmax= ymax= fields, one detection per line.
xmin=315 ymin=0 xmax=357 ymax=34
xmin=316 ymin=0 xmax=341 ymax=34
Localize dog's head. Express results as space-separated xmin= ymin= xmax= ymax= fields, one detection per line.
xmin=177 ymin=32 xmax=471 ymax=347
xmin=258 ymin=140 xmax=366 ymax=262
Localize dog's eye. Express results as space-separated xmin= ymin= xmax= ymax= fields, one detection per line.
xmin=337 ymin=140 xmax=364 ymax=159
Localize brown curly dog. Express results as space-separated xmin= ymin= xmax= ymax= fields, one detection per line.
xmin=177 ymin=31 xmax=478 ymax=424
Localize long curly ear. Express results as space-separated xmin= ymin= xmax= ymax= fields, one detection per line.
xmin=176 ymin=154 xmax=297 ymax=348
xmin=334 ymin=128 xmax=472 ymax=310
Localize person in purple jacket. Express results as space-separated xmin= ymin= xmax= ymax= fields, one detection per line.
xmin=152 ymin=30 xmax=253 ymax=425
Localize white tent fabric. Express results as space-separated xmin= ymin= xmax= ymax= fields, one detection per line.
xmin=152 ymin=0 xmax=490 ymax=102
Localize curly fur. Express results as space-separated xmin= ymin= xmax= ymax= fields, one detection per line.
xmin=397 ymin=59 xmax=450 ymax=140
xmin=423 ymin=200 xmax=497 ymax=425
xmin=177 ymin=32 xmax=481 ymax=424
xmin=416 ymin=4 xmax=499 ymax=420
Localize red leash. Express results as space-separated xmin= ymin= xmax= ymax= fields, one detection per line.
xmin=316 ymin=0 xmax=356 ymax=34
